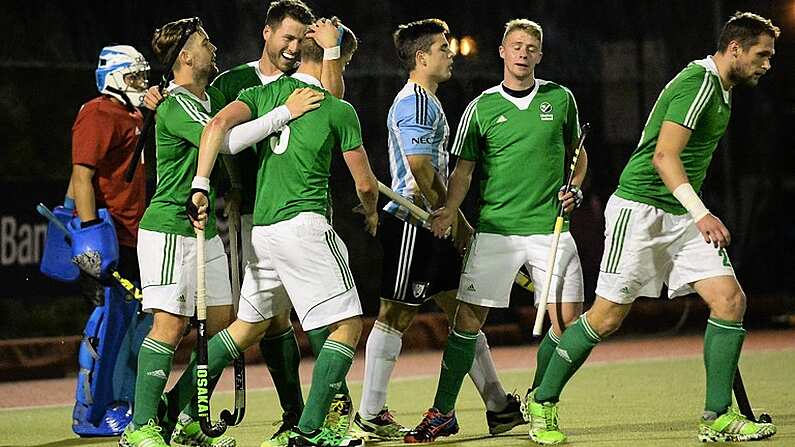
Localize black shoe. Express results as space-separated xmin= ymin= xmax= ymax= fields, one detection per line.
xmin=272 ymin=411 xmax=300 ymax=439
xmin=486 ymin=393 xmax=527 ymax=435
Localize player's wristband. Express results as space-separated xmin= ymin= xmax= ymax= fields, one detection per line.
xmin=672 ymin=183 xmax=709 ymax=222
xmin=323 ymin=46 xmax=341 ymax=60
xmin=191 ymin=176 xmax=210 ymax=192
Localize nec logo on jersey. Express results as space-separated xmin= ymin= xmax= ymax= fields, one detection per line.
xmin=539 ymin=102 xmax=554 ymax=121
xmin=411 ymin=136 xmax=433 ymax=145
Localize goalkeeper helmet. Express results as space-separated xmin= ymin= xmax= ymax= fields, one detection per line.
xmin=95 ymin=45 xmax=150 ymax=108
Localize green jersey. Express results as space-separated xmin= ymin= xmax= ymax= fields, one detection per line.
xmin=211 ymin=61 xmax=283 ymax=214
xmin=452 ymin=80 xmax=580 ymax=236
xmin=615 ymin=57 xmax=731 ymax=214
xmin=139 ymin=85 xmax=225 ymax=239
xmin=236 ymin=74 xmax=362 ymax=226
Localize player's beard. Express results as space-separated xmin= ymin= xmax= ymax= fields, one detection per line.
xmin=728 ymin=62 xmax=760 ymax=87
xmin=266 ymin=43 xmax=297 ymax=73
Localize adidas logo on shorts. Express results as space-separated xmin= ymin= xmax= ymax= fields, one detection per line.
xmin=466 ymin=283 xmax=476 ymax=292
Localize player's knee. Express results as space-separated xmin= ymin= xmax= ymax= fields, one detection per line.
xmin=331 ymin=316 xmax=363 ymax=347
xmin=264 ymin=311 xmax=293 ymax=336
xmin=149 ymin=312 xmax=188 ymax=346
xmin=715 ymin=288 xmax=747 ymax=320
xmin=453 ymin=302 xmax=488 ymax=333
xmin=378 ymin=299 xmax=417 ymax=333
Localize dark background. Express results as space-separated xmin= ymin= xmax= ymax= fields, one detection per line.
xmin=1 ymin=0 xmax=793 ymax=339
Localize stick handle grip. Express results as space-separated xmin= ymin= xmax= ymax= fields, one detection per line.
xmin=533 ymin=216 xmax=564 ymax=336
xmin=196 ymin=228 xmax=207 ymax=321
xmin=377 ymin=181 xmax=430 ymax=221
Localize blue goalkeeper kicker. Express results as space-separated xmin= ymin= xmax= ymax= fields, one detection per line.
xmin=67 ymin=209 xmax=119 ymax=277
xmin=40 ymin=205 xmax=80 ymax=282
xmin=72 ymin=282 xmax=140 ymax=436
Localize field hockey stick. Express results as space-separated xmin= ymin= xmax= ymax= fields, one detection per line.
xmin=219 ymin=208 xmax=246 ymax=426
xmin=734 ymin=368 xmax=773 ymax=423
xmin=195 ymin=227 xmax=229 ymax=437
xmin=377 ymin=181 xmax=534 ymax=292
xmin=36 ymin=203 xmax=142 ymax=302
xmin=125 ymin=18 xmax=201 ymax=182
xmin=532 ymin=123 xmax=591 ymax=336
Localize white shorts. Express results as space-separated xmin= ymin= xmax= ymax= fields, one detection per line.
xmin=595 ymin=194 xmax=736 ymax=304
xmin=457 ymin=232 xmax=584 ymax=309
xmin=137 ymin=229 xmax=233 ymax=316
xmin=237 ymin=212 xmax=362 ymax=331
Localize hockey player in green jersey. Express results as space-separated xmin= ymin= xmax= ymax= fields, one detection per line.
xmin=186 ymin=27 xmax=377 ymax=447
xmin=120 ymin=18 xmax=323 ymax=447
xmin=525 ymin=12 xmax=779 ymax=445
xmin=406 ymin=18 xmax=588 ymax=444
xmin=142 ymin=2 xmax=358 ymax=441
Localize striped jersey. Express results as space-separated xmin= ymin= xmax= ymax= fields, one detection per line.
xmin=452 ymin=80 xmax=580 ymax=236
xmin=211 ymin=61 xmax=283 ymax=214
xmin=616 ymin=56 xmax=731 ymax=214
xmin=139 ymin=84 xmax=224 ymax=239
xmin=383 ymin=82 xmax=450 ymax=224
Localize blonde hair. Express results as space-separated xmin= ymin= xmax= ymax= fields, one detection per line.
xmin=502 ymin=19 xmax=543 ymax=47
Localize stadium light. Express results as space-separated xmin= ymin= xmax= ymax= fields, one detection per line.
xmin=449 ymin=37 xmax=459 ymax=55
xmin=459 ymin=36 xmax=477 ymax=56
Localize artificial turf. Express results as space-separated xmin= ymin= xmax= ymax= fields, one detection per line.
xmin=1 ymin=350 xmax=792 ymax=447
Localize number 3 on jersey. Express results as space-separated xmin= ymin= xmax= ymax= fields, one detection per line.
xmin=268 ymin=125 xmax=291 ymax=154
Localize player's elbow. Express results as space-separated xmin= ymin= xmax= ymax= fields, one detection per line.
xmin=355 ymin=176 xmax=377 ymax=195
xmin=651 ymin=150 xmax=668 ymax=171
xmin=206 ymin=115 xmax=234 ymax=136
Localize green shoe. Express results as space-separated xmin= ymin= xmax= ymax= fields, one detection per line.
xmin=352 ymin=408 xmax=406 ymax=440
xmin=119 ymin=420 xmax=168 ymax=447
xmin=698 ymin=407 xmax=776 ymax=442
xmin=288 ymin=428 xmax=364 ymax=446
xmin=322 ymin=394 xmax=353 ymax=439
xmin=260 ymin=430 xmax=291 ymax=447
xmin=520 ymin=391 xmax=566 ymax=445
xmin=171 ymin=419 xmax=237 ymax=447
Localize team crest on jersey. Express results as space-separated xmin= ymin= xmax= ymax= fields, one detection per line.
xmin=412 ymin=281 xmax=429 ymax=299
xmin=539 ymin=102 xmax=553 ymax=121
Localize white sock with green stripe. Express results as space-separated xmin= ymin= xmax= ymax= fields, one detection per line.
xmin=298 ymin=338 xmax=356 ymax=433
xmin=360 ymin=320 xmax=403 ymax=420
xmin=166 ymin=329 xmax=242 ymax=420
xmin=133 ymin=337 xmax=176 ymax=427
xmin=535 ymin=314 xmax=601 ymax=403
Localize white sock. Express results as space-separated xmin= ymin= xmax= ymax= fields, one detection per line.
xmin=468 ymin=331 xmax=508 ymax=412
xmin=359 ymin=320 xmax=403 ymax=420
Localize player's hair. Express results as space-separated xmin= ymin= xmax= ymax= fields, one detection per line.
xmin=299 ymin=20 xmax=359 ymax=63
xmin=393 ymin=18 xmax=449 ymax=72
xmin=265 ymin=0 xmax=315 ymax=28
xmin=717 ymin=11 xmax=779 ymax=52
xmin=151 ymin=17 xmax=203 ymax=68
xmin=502 ymin=19 xmax=543 ymax=47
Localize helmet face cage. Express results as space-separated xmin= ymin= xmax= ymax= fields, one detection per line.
xmin=96 ymin=45 xmax=150 ymax=107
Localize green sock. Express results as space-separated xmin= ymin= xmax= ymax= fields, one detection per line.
xmin=433 ymin=329 xmax=479 ymax=414
xmin=306 ymin=327 xmax=350 ymax=396
xmin=133 ymin=337 xmax=176 ymax=427
xmin=165 ymin=329 xmax=242 ymax=420
xmin=704 ymin=317 xmax=745 ymax=415
xmin=259 ymin=326 xmax=304 ymax=415
xmin=535 ymin=314 xmax=601 ymax=403
xmin=532 ymin=329 xmax=560 ymax=389
xmin=297 ymin=339 xmax=355 ymax=433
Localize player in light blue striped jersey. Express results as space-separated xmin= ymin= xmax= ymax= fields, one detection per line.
xmin=353 ymin=18 xmax=525 ymax=442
